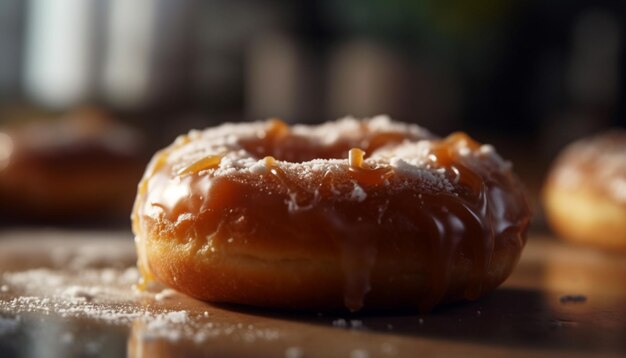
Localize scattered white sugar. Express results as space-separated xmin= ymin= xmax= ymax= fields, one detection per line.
xmin=350 ymin=182 xmax=367 ymax=202
xmin=0 ymin=267 xmax=282 ymax=345
xmin=2 ymin=267 xmax=141 ymax=296
xmin=154 ymin=288 xmax=178 ymax=301
xmin=143 ymin=311 xmax=189 ymax=341
xmin=1 ymin=268 xmax=150 ymax=324
xmin=0 ymin=284 xmax=8 ymax=292
xmin=388 ymin=157 xmax=454 ymax=192
xmin=249 ymin=160 xmax=269 ymax=174
xmin=119 ymin=267 xmax=141 ymax=284
xmin=351 ymin=348 xmax=370 ymax=358
xmin=285 ymin=346 xmax=304 ymax=358
xmin=380 ymin=342 xmax=398 ymax=356
xmin=332 ymin=318 xmax=348 ymax=328
xmin=192 ymin=331 xmax=208 ymax=343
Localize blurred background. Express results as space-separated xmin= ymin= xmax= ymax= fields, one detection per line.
xmin=0 ymin=0 xmax=624 ymax=227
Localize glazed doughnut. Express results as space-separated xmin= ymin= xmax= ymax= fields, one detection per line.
xmin=543 ymin=130 xmax=626 ymax=251
xmin=0 ymin=108 xmax=144 ymax=222
xmin=132 ymin=116 xmax=530 ymax=311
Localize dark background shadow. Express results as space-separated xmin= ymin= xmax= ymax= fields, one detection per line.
xmin=214 ymin=287 xmax=626 ymax=355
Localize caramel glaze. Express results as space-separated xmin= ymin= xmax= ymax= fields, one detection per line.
xmin=133 ymin=119 xmax=530 ymax=312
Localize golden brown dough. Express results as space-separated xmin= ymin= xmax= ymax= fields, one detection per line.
xmin=132 ymin=116 xmax=530 ymax=311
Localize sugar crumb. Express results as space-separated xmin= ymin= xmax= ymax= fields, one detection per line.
xmin=155 ymin=288 xmax=178 ymax=301
xmin=381 ymin=342 xmax=398 ymax=356
xmin=285 ymin=346 xmax=304 ymax=358
xmin=350 ymin=183 xmax=367 ymax=202
xmin=332 ymin=318 xmax=347 ymax=328
xmin=249 ymin=160 xmax=268 ymax=174
xmin=351 ymin=348 xmax=370 ymax=358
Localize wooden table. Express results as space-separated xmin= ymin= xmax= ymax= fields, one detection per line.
xmin=0 ymin=230 xmax=624 ymax=357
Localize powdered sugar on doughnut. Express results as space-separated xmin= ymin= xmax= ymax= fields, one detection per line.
xmin=290 ymin=115 xmax=431 ymax=146
xmin=164 ymin=116 xmax=430 ymax=177
xmin=143 ymin=116 xmax=514 ymax=204
xmin=551 ymin=130 xmax=626 ymax=204
xmin=350 ymin=182 xmax=368 ymax=202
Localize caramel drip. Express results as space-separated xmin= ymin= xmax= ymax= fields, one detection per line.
xmin=327 ymin=209 xmax=378 ymax=312
xmin=410 ymin=133 xmax=499 ymax=310
xmin=265 ymin=119 xmax=290 ymax=139
xmin=348 ymin=148 xmax=393 ymax=186
xmin=348 ymin=148 xmax=365 ymax=168
xmin=263 ymin=155 xmax=277 ymax=168
xmin=260 ymin=151 xmax=378 ymax=311
xmin=430 ymin=133 xmax=483 ymax=193
xmin=176 ymin=155 xmax=222 ymax=176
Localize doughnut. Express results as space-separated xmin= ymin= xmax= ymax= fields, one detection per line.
xmin=543 ymin=130 xmax=626 ymax=251
xmin=0 ymin=108 xmax=144 ymax=222
xmin=132 ymin=116 xmax=530 ymax=312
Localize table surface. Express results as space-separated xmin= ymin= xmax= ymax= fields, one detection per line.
xmin=0 ymin=230 xmax=625 ymax=358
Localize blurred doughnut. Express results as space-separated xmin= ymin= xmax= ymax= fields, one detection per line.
xmin=543 ymin=130 xmax=626 ymax=251
xmin=0 ymin=108 xmax=145 ymax=222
